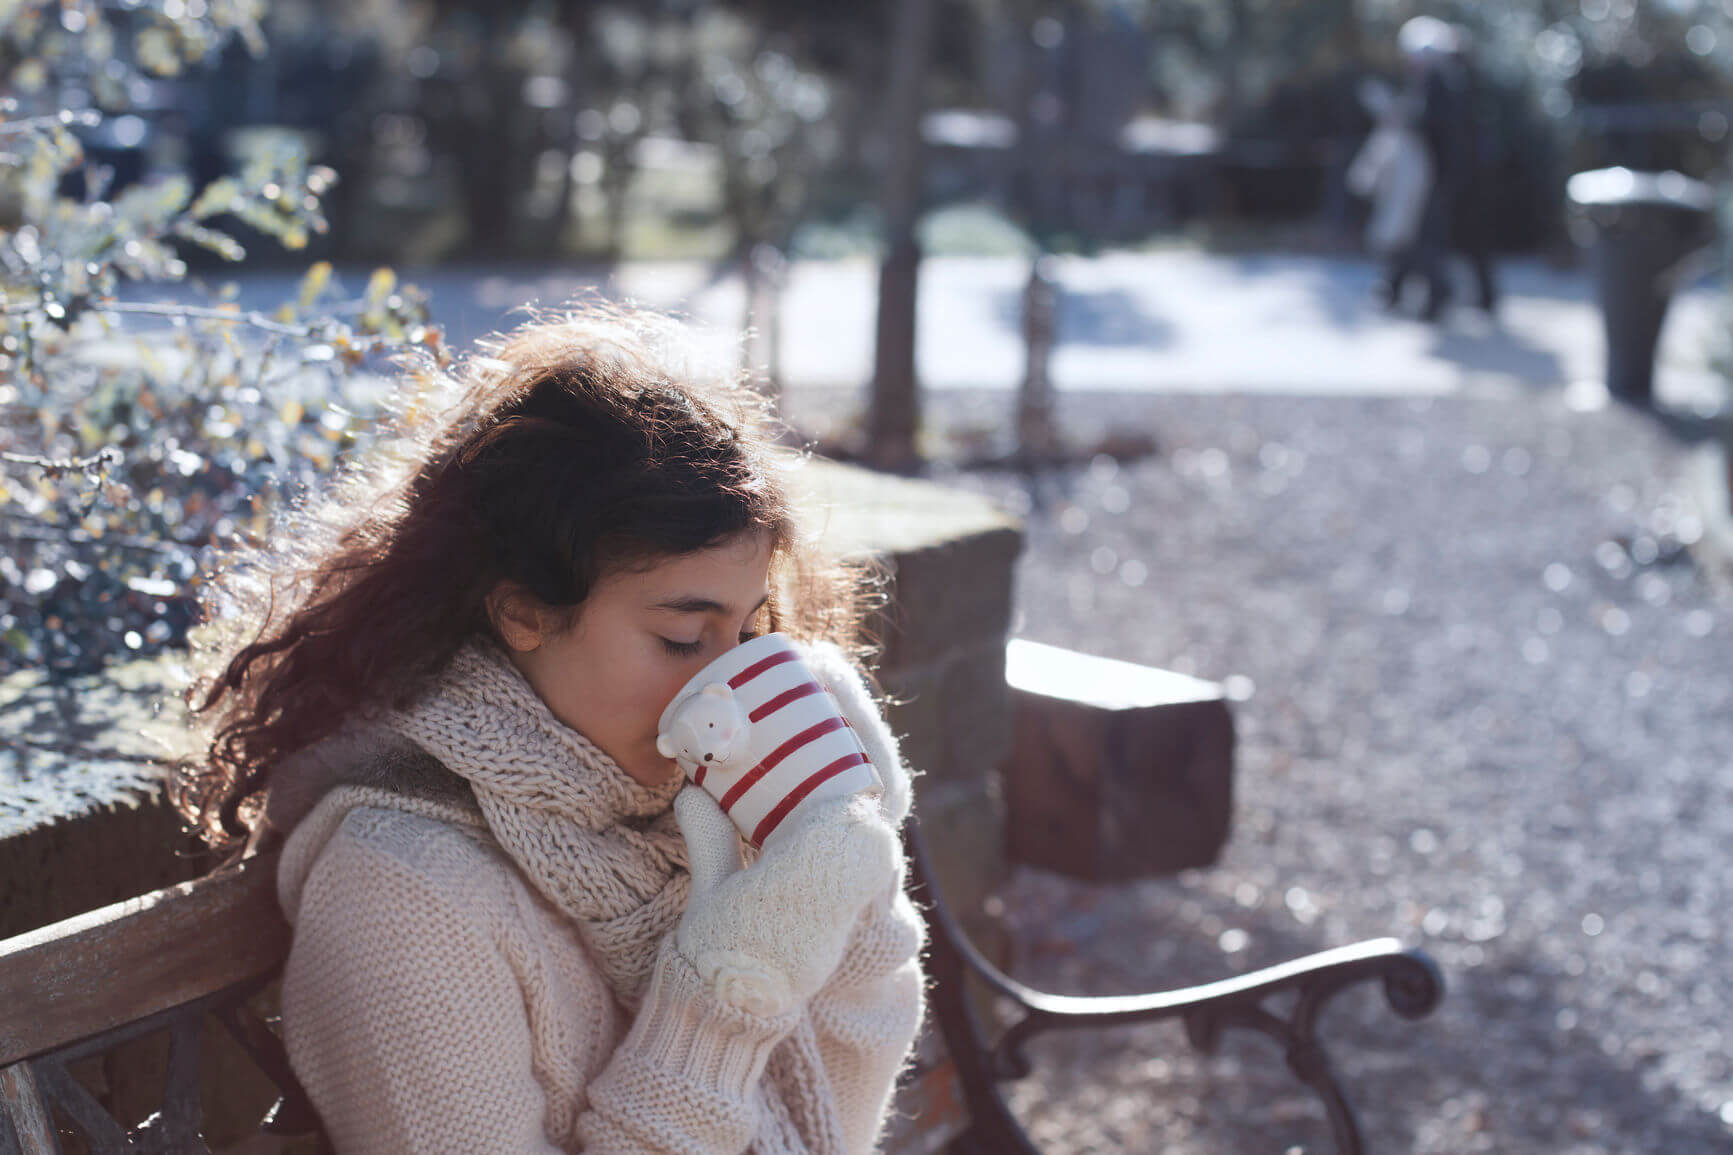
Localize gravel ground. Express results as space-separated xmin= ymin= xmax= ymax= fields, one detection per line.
xmin=789 ymin=385 xmax=1733 ymax=1155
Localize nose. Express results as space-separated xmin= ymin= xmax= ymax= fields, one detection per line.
xmin=703 ymin=753 xmax=712 ymax=762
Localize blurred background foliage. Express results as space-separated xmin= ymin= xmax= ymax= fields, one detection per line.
xmin=10 ymin=0 xmax=1730 ymax=268
xmin=0 ymin=0 xmax=436 ymax=678
xmin=6 ymin=0 xmax=1730 ymax=266
xmin=120 ymin=0 xmax=1726 ymax=266
xmin=2 ymin=0 xmax=1731 ymax=678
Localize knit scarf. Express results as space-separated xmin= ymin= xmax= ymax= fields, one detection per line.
xmin=381 ymin=639 xmax=842 ymax=1155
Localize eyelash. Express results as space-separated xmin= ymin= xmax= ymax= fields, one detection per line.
xmin=660 ymin=630 xmax=758 ymax=658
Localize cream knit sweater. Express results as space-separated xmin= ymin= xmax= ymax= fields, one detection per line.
xmin=272 ymin=645 xmax=926 ymax=1154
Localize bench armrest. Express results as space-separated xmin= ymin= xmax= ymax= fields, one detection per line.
xmin=0 ymin=850 xmax=322 ymax=1152
xmin=905 ymin=819 xmax=1444 ymax=1155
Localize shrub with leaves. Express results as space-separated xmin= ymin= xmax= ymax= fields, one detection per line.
xmin=0 ymin=0 xmax=442 ymax=677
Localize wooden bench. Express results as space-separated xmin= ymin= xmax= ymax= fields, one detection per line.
xmin=0 ymin=823 xmax=1442 ymax=1155
xmin=0 ymin=850 xmax=312 ymax=1154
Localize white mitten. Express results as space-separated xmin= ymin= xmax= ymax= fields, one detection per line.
xmin=795 ymin=639 xmax=914 ymax=827
xmin=673 ymin=784 xmax=898 ymax=1017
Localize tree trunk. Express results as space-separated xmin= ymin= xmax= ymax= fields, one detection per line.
xmin=742 ymin=242 xmax=785 ymax=405
xmin=601 ymin=152 xmax=631 ymax=262
xmin=1218 ymin=0 xmax=1248 ymax=129
xmin=866 ymin=0 xmax=934 ymax=472
xmin=1016 ymin=254 xmax=1059 ymax=461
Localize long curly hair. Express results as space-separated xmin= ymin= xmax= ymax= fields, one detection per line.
xmin=175 ymin=302 xmax=874 ymax=854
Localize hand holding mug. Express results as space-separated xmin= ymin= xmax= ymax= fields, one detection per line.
xmin=672 ymin=785 xmax=897 ymax=1017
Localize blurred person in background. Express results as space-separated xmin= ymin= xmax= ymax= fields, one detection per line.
xmin=1444 ymin=22 xmax=1501 ymax=320
xmin=1369 ymin=16 xmax=1499 ymax=322
xmin=1348 ymin=71 xmax=1433 ymax=283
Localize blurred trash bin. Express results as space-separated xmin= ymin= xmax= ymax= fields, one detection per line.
xmin=1566 ymin=167 xmax=1716 ymax=404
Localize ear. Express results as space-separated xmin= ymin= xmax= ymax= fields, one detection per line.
xmin=656 ymin=732 xmax=681 ymax=759
xmin=700 ymin=682 xmax=733 ymax=701
xmin=487 ymin=581 xmax=546 ymax=653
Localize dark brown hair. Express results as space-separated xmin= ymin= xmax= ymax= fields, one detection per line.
xmin=176 ymin=302 xmax=874 ymax=853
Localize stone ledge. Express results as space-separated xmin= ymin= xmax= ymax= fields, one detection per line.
xmin=0 ymin=652 xmax=192 ymax=839
xmin=0 ymin=653 xmax=204 ymax=940
xmin=790 ymin=459 xmax=1023 ymax=561
xmin=1000 ymin=641 xmax=1235 ymax=881
xmin=791 ymin=459 xmax=1025 ymax=670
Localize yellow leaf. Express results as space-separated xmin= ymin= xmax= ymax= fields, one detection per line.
xmin=298 ymin=261 xmax=332 ymax=310
xmin=365 ymin=267 xmax=396 ymax=303
xmin=189 ymin=178 xmax=243 ymax=221
xmin=13 ymin=59 xmax=45 ymax=92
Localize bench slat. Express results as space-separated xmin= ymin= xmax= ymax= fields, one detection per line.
xmin=0 ymin=1063 xmax=57 ymax=1154
xmin=0 ymin=851 xmax=289 ymax=1067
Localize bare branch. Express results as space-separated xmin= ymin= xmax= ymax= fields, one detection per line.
xmin=2 ymin=446 xmax=122 ymax=473
xmin=0 ymin=110 xmax=102 ymax=139
xmin=0 ymin=513 xmax=189 ymax=555
xmin=0 ymin=298 xmax=318 ymax=338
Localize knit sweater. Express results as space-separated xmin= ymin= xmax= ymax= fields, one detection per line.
xmin=272 ymin=645 xmax=926 ymax=1154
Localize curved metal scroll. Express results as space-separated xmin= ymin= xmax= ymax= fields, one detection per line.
xmin=905 ymin=816 xmax=1445 ymax=1155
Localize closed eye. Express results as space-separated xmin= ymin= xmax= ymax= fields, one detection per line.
xmin=660 ymin=630 xmax=759 ymax=658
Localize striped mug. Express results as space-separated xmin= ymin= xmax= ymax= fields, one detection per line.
xmin=655 ymin=633 xmax=882 ymax=848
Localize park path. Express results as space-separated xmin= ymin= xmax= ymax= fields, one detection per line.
xmin=783 ymin=384 xmax=1731 ymax=1154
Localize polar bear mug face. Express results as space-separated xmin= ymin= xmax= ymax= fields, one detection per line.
xmin=655 ymin=682 xmax=753 ymax=777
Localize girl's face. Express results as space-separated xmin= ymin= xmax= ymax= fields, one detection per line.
xmin=493 ymin=531 xmax=774 ymax=787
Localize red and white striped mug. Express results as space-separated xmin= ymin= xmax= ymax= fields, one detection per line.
xmin=655 ymin=633 xmax=883 ymax=848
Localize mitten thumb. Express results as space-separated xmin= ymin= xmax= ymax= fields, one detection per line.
xmin=674 ymin=785 xmax=742 ymax=898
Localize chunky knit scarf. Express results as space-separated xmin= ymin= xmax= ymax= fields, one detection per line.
xmin=381 ymin=639 xmax=842 ymax=1155
xmin=385 ymin=640 xmax=689 ymax=1008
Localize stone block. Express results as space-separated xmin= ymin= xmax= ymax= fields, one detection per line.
xmin=880 ymin=641 xmax=1013 ymax=785
xmin=793 ymin=459 xmax=1024 ymax=670
xmin=0 ymin=795 xmax=205 ymax=941
xmin=1000 ymin=640 xmax=1235 ymax=881
xmin=864 ymin=528 xmax=1023 ymax=670
xmin=914 ymin=775 xmax=1010 ymax=967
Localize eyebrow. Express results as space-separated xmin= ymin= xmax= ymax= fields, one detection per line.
xmin=650 ymin=591 xmax=771 ymax=617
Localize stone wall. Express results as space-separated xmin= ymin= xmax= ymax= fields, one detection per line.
xmin=0 ymin=655 xmax=208 ymax=940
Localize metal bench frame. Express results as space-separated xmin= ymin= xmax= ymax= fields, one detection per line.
xmin=906 ymin=817 xmax=1444 ymax=1155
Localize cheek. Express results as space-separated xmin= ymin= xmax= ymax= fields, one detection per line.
xmin=537 ymin=640 xmax=673 ymax=742
xmin=641 ymin=673 xmax=689 ymax=726
xmin=630 ymin=654 xmax=704 ymax=737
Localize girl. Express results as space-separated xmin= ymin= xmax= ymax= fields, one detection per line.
xmin=175 ymin=304 xmax=926 ymax=1154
